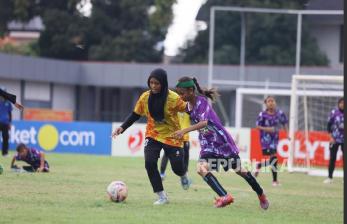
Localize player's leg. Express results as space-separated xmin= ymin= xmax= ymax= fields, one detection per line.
xmin=0 ymin=123 xmax=9 ymax=156
xmin=183 ymin=141 xmax=190 ymax=173
xmin=231 ymin=155 xmax=269 ymax=210
xmin=164 ymin=145 xmax=191 ymax=190
xmin=269 ymin=151 xmax=279 ymax=186
xmin=253 ymin=149 xmax=271 ymax=177
xmin=159 ymin=153 xmax=168 ymax=180
xmin=197 ymin=157 xmax=233 ymax=207
xmin=325 ymin=143 xmax=339 ymax=183
xmin=144 ymin=138 xmax=168 ymax=204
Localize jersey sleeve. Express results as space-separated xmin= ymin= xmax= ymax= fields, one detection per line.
xmin=327 ymin=109 xmax=335 ymax=132
xmin=175 ymin=96 xmax=187 ymax=112
xmin=256 ymin=112 xmax=264 ymax=127
xmin=15 ymin=153 xmax=21 ymax=160
xmin=133 ymin=92 xmax=147 ymax=116
xmin=279 ymin=110 xmax=288 ymax=125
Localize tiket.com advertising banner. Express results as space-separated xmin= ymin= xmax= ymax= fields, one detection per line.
xmin=111 ymin=122 xmax=251 ymax=160
xmin=5 ymin=121 xmax=112 ymax=155
xmin=250 ymin=129 xmax=343 ymax=167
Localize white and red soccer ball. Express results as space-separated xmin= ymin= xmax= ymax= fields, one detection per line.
xmin=107 ymin=181 xmax=128 ymax=202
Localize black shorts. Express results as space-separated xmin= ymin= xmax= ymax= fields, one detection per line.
xmin=262 ymin=148 xmax=277 ymax=156
xmin=199 ymin=153 xmax=241 ymax=172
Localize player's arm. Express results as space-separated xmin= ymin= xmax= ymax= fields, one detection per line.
xmin=172 ymin=120 xmax=208 ymax=139
xmin=112 ymin=93 xmax=145 ymax=139
xmin=0 ymin=89 xmax=24 ymax=110
xmin=256 ymin=125 xmax=275 ymax=133
xmin=10 ymin=156 xmax=17 ymax=168
xmin=112 ymin=112 xmax=141 ymax=138
xmin=255 ymin=112 xmax=274 ymax=133
xmin=37 ymin=152 xmax=46 ymax=172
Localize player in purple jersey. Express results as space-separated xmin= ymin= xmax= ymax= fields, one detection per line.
xmin=173 ymin=76 xmax=269 ymax=209
xmin=254 ymin=96 xmax=288 ymax=186
xmin=11 ymin=143 xmax=49 ymax=172
xmin=324 ymin=97 xmax=344 ymax=184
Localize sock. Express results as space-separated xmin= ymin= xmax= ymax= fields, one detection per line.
xmin=270 ymin=156 xmax=278 ymax=182
xmin=242 ymin=172 xmax=264 ymax=196
xmin=203 ymin=172 xmax=227 ymax=197
xmin=156 ymin=191 xmax=167 ymax=199
xmin=181 ymin=173 xmax=188 ymax=179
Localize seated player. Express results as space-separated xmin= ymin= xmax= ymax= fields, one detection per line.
xmin=11 ymin=143 xmax=49 ymax=172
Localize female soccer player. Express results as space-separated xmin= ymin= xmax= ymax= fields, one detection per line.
xmin=112 ymin=68 xmax=190 ymax=205
xmin=172 ymin=77 xmax=269 ymax=209
xmin=254 ymin=96 xmax=288 ymax=186
xmin=324 ymin=97 xmax=344 ymax=184
xmin=160 ymin=112 xmax=190 ymax=180
xmin=11 ymin=143 xmax=50 ymax=172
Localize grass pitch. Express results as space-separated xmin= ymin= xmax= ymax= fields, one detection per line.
xmin=0 ymin=153 xmax=343 ymax=224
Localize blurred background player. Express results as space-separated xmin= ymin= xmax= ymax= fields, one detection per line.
xmin=112 ymin=68 xmax=191 ymax=205
xmin=254 ymin=96 xmax=289 ymax=186
xmin=11 ymin=143 xmax=49 ymax=172
xmin=0 ymin=88 xmax=13 ymax=157
xmin=324 ymin=97 xmax=344 ymax=184
xmin=173 ymin=77 xmax=268 ymax=209
xmin=160 ymin=111 xmax=190 ymax=180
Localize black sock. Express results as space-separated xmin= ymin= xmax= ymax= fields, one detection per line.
xmin=203 ymin=172 xmax=227 ymax=197
xmin=270 ymin=156 xmax=278 ymax=182
xmin=241 ymin=172 xmax=264 ymax=196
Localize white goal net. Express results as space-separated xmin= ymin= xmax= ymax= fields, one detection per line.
xmin=288 ymin=75 xmax=344 ymax=177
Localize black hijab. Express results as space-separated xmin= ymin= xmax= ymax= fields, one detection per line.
xmin=147 ymin=68 xmax=169 ymax=122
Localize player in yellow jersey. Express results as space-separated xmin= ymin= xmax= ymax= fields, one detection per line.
xmin=112 ymin=68 xmax=191 ymax=205
xmin=160 ymin=111 xmax=190 ymax=181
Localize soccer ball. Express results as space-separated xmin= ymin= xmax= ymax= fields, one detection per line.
xmin=107 ymin=181 xmax=128 ymax=202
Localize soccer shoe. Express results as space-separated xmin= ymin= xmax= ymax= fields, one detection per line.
xmin=272 ymin=181 xmax=281 ymax=187
xmin=153 ymin=197 xmax=169 ymax=205
xmin=214 ymin=193 xmax=234 ymax=208
xmin=323 ymin=178 xmax=333 ymax=184
xmin=258 ymin=193 xmax=269 ymax=210
xmin=180 ymin=176 xmax=192 ymax=190
xmin=160 ymin=172 xmax=166 ymax=181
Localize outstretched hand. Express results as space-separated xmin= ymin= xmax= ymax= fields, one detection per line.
xmin=172 ymin=130 xmax=185 ymax=139
xmin=14 ymin=102 xmax=24 ymax=111
xmin=111 ymin=127 xmax=124 ymax=139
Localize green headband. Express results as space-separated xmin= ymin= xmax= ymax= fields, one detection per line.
xmin=176 ymin=80 xmax=195 ymax=88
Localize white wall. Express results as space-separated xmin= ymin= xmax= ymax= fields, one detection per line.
xmin=310 ymin=24 xmax=342 ymax=66
xmin=0 ymin=78 xmax=21 ymax=120
xmin=24 ymin=81 xmax=50 ymax=101
xmin=52 ymin=84 xmax=75 ymax=111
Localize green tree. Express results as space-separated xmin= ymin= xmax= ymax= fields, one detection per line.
xmin=87 ymin=0 xmax=175 ymax=62
xmin=179 ymin=0 xmax=329 ymax=65
xmin=0 ymin=0 xmax=176 ymax=62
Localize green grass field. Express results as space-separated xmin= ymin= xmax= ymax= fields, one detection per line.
xmin=0 ymin=153 xmax=343 ymax=224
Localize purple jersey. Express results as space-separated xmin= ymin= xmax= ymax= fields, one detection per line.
xmin=15 ymin=148 xmax=49 ymax=169
xmin=256 ymin=109 xmax=288 ymax=150
xmin=328 ymin=108 xmax=344 ymax=143
xmin=187 ymin=95 xmax=239 ymax=158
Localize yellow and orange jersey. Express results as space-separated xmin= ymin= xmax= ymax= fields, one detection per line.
xmin=178 ymin=111 xmax=190 ymax=142
xmin=134 ymin=90 xmax=186 ymax=147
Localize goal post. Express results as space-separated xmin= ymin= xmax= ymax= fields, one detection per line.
xmin=288 ymin=74 xmax=344 ymax=176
